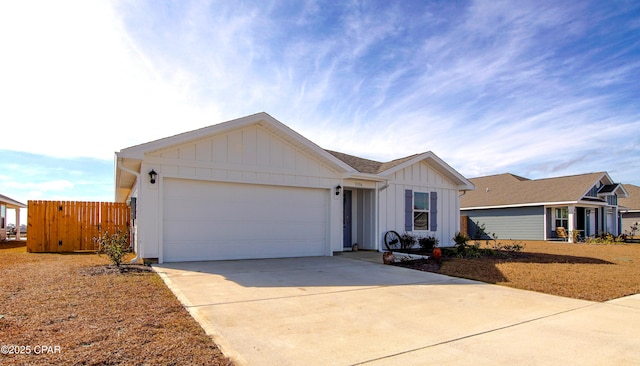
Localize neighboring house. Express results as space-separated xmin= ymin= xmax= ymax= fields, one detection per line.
xmin=115 ymin=112 xmax=474 ymax=263
xmin=0 ymin=193 xmax=27 ymax=241
xmin=460 ymin=172 xmax=628 ymax=242
xmin=619 ymin=184 xmax=640 ymax=235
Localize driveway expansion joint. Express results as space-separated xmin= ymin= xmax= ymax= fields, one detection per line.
xmin=352 ymin=303 xmax=597 ymax=365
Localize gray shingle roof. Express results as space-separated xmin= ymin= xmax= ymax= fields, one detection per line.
xmin=325 ymin=150 xmax=420 ymax=174
xmin=461 ymin=172 xmax=607 ymax=208
xmin=619 ymin=184 xmax=640 ymax=211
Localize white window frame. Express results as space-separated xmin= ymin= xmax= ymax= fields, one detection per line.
xmin=555 ymin=207 xmax=568 ymax=229
xmin=413 ymin=192 xmax=430 ymax=231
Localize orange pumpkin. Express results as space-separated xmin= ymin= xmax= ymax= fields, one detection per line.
xmin=432 ymin=247 xmax=442 ymax=259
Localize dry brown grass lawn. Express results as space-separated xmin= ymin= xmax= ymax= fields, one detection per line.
xmin=0 ymin=242 xmax=232 ymax=366
xmin=397 ymin=240 xmax=640 ymax=302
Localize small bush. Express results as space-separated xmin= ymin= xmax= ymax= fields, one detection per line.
xmin=400 ymin=232 xmax=417 ymax=249
xmin=586 ymin=232 xmax=626 ymax=245
xmin=453 ymin=232 xmax=470 ymax=246
xmin=418 ymin=236 xmax=439 ymax=251
xmin=94 ymin=230 xmax=130 ymax=267
xmin=447 ymin=229 xmax=525 ymax=259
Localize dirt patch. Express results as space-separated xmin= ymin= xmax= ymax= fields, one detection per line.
xmin=394 ymin=240 xmax=640 ymax=302
xmin=0 ymin=243 xmax=232 ymax=365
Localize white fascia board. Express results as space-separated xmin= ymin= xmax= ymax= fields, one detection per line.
xmin=343 ymin=173 xmax=388 ymax=182
xmin=380 ymin=151 xmax=475 ymax=190
xmin=601 ymin=172 xmax=614 ymax=185
xmin=114 ymin=153 xmax=142 ymax=202
xmin=0 ymin=195 xmax=27 ymax=208
xmin=614 ymin=184 xmax=629 ymax=198
xmin=462 ymin=201 xmax=579 ymax=210
xmin=618 ymin=206 xmax=638 ymax=213
xmin=462 ymin=200 xmax=614 ymax=211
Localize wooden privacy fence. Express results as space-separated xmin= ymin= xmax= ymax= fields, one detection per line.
xmin=460 ymin=215 xmax=469 ymax=237
xmin=27 ymin=201 xmax=130 ymax=253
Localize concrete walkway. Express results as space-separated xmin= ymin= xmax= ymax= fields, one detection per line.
xmin=154 ymin=253 xmax=640 ymax=365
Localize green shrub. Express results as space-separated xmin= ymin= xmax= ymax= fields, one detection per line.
xmin=586 ymin=232 xmax=626 ymax=245
xmin=94 ymin=230 xmax=130 ymax=267
xmin=400 ymin=232 xmax=417 ymax=249
xmin=453 ymin=232 xmax=470 ymax=246
xmin=418 ymin=236 xmax=439 ymax=251
xmin=447 ymin=229 xmax=525 ymax=259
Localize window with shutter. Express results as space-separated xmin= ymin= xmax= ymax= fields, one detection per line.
xmin=405 ymin=190 xmax=438 ymax=231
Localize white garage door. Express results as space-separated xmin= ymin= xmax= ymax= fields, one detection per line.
xmin=163 ymin=179 xmax=329 ymax=262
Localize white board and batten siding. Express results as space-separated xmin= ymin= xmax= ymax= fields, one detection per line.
xmin=136 ymin=124 xmax=342 ymax=262
xmin=380 ymin=160 xmax=462 ymax=247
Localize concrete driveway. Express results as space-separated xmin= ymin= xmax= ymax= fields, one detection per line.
xmin=154 ymin=252 xmax=640 ymax=365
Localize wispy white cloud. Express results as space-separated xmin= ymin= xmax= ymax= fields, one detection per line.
xmin=0 ymin=0 xmax=221 ymax=159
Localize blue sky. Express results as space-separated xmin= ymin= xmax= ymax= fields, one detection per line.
xmin=1 ymin=0 xmax=639 ymax=223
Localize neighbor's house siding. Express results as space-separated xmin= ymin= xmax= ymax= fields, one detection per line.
xmin=622 ymin=212 xmax=640 ymax=235
xmin=133 ymin=124 xmax=343 ymax=259
xmin=465 ymin=206 xmax=545 ymax=240
xmin=379 ymin=160 xmax=461 ymax=247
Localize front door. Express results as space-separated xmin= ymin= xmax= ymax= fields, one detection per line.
xmin=343 ymin=190 xmax=352 ymax=248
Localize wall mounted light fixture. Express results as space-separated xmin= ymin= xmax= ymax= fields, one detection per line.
xmin=335 ymin=185 xmax=342 ymax=196
xmin=149 ymin=169 xmax=157 ymax=184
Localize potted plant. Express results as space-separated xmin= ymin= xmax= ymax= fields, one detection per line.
xmin=418 ymin=236 xmax=439 ymax=253
xmin=382 ymin=252 xmax=395 ymax=264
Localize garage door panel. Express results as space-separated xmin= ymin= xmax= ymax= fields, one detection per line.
xmin=163 ymin=179 xmax=328 ymax=262
xmin=164 ymin=239 xmax=324 ymax=261
xmin=164 ymin=220 xmax=326 ymax=242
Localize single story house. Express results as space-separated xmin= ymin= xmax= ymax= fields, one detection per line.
xmin=115 ymin=112 xmax=474 ymax=263
xmin=0 ymin=193 xmax=27 ymax=241
xmin=461 ymin=172 xmax=628 ymax=242
xmin=619 ymin=184 xmax=640 ymax=236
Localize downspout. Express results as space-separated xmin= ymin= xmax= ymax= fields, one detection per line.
xmin=116 ymin=159 xmax=142 ymax=264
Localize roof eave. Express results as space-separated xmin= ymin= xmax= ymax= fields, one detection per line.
xmin=462 ymin=200 xmax=612 ymax=210
xmin=0 ymin=195 xmax=27 ymax=208
xmin=344 ymin=173 xmax=389 ymax=182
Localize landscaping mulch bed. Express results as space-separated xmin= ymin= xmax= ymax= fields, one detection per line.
xmin=0 ymin=242 xmax=232 ymax=366
xmin=394 ymin=240 xmax=640 ymax=302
